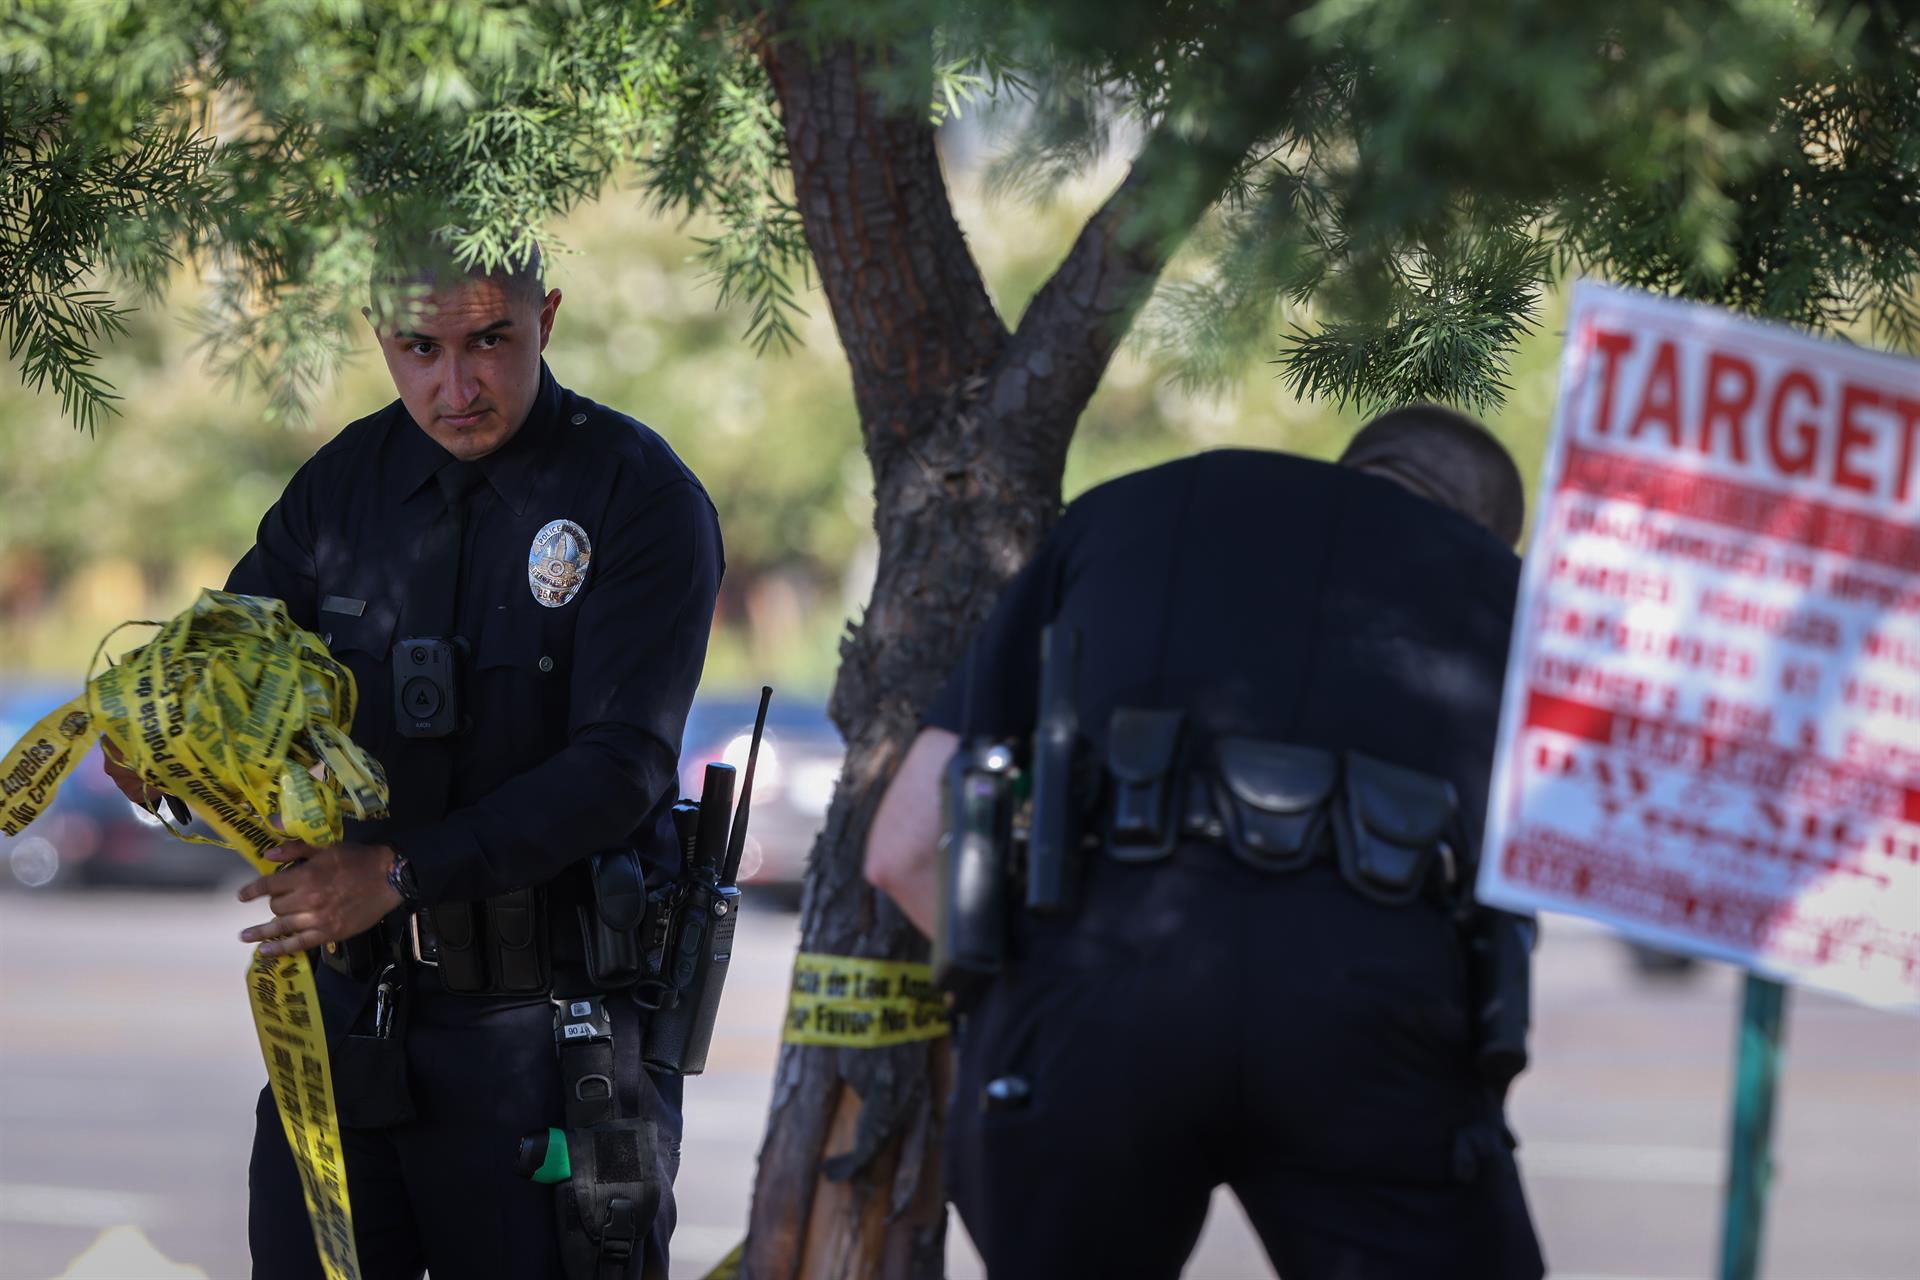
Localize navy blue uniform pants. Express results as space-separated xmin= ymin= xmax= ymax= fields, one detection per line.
xmin=948 ymin=851 xmax=1545 ymax=1280
xmin=248 ymin=961 xmax=682 ymax=1280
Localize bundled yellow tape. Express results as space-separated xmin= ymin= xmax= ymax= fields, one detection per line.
xmin=1 ymin=588 xmax=387 ymax=858
xmin=0 ymin=588 xmax=386 ymax=1280
xmin=782 ymin=951 xmax=950 ymax=1048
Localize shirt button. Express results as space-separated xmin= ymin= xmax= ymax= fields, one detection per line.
xmin=570 ymin=413 xmax=587 ymax=425
xmin=538 ymin=655 xmax=554 ymax=673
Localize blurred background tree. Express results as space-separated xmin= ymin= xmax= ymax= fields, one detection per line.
xmin=4 ymin=2 xmax=1916 ymax=1277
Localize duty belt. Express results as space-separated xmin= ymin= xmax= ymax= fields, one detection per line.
xmin=322 ymin=886 xmax=564 ymax=994
xmin=1099 ymin=709 xmax=1465 ymax=909
xmin=320 ymin=846 xmax=667 ymax=998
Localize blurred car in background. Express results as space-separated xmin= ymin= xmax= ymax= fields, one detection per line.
xmin=680 ymin=693 xmax=842 ymax=906
xmin=1624 ymin=938 xmax=1703 ymax=980
xmin=0 ymin=680 xmax=237 ymax=891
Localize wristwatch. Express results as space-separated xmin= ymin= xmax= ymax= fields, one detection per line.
xmin=386 ymin=851 xmax=422 ymax=908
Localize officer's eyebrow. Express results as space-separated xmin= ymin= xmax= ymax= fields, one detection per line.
xmin=392 ymin=317 xmax=516 ymax=342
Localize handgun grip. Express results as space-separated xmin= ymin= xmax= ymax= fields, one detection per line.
xmin=935 ymin=743 xmax=1014 ymax=1003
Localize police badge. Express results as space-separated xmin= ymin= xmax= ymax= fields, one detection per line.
xmin=528 ymin=519 xmax=592 ymax=607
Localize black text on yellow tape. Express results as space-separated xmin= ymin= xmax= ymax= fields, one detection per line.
xmin=251 ymin=949 xmax=359 ymax=1279
xmin=0 ymin=589 xmax=383 ymax=1280
xmin=0 ymin=588 xmax=387 ymax=863
xmin=782 ymin=952 xmax=950 ymax=1047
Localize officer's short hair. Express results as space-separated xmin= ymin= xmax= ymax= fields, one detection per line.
xmin=369 ymin=235 xmax=546 ymax=320
xmin=1339 ymin=404 xmax=1527 ymax=547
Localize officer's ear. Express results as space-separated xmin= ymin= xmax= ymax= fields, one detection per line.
xmin=537 ymin=289 xmax=562 ymax=352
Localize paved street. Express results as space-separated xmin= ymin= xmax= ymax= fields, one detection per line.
xmin=1 ymin=887 xmax=1915 ymax=1279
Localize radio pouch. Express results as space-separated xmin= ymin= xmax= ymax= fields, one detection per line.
xmin=578 ymin=849 xmax=649 ymax=990
xmin=1105 ymin=708 xmax=1186 ymax=861
xmin=430 ymin=902 xmax=490 ymax=993
xmin=1335 ymin=752 xmax=1459 ymax=906
xmin=488 ymin=888 xmax=550 ymax=994
xmin=1211 ymin=739 xmax=1337 ymax=871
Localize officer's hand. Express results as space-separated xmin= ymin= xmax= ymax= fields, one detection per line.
xmin=99 ymin=737 xmax=160 ymax=809
xmin=237 ymin=842 xmax=404 ymax=957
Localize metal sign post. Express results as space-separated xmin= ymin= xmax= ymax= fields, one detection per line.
xmin=1718 ymin=973 xmax=1790 ymax=1280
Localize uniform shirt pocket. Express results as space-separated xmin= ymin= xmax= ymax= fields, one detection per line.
xmin=472 ymin=605 xmax=564 ymax=769
xmin=317 ymin=607 xmax=397 ymax=752
xmin=474 ymin=604 xmax=547 ymax=675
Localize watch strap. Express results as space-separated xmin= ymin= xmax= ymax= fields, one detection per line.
xmin=386 ymin=852 xmax=421 ymax=907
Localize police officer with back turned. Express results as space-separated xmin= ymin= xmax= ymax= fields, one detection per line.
xmin=103 ymin=243 xmax=723 ymax=1278
xmin=865 ymin=405 xmax=1546 ymax=1279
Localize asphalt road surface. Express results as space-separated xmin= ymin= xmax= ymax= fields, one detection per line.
xmin=1 ymin=887 xmax=1915 ymax=1279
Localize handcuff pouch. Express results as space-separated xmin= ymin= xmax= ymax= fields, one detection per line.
xmin=1212 ymin=739 xmax=1336 ymax=871
xmin=1105 ymin=708 xmax=1186 ymax=862
xmin=1335 ymin=752 xmax=1459 ymax=906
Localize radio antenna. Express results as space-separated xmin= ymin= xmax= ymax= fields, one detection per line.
xmin=720 ymin=685 xmax=774 ymax=886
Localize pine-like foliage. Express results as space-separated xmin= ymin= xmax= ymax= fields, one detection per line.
xmin=1 ymin=84 xmax=216 ymax=429
xmin=1 ymin=0 xmax=798 ymax=426
xmin=2 ymin=0 xmax=1916 ymax=426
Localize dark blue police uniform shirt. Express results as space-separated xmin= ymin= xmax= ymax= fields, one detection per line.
xmin=225 ymin=362 xmax=723 ymax=904
xmin=927 ymin=448 xmax=1518 ymax=850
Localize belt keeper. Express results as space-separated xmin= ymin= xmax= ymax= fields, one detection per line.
xmin=407 ymin=911 xmax=440 ymax=967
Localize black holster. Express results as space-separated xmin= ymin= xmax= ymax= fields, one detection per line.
xmin=555 ymin=1121 xmax=662 ymax=1280
xmin=548 ymin=996 xmax=663 ymax=1280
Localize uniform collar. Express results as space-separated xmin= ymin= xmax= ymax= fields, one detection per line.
xmin=391 ymin=362 xmax=562 ymax=516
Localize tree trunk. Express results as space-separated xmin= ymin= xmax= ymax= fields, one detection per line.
xmin=742 ymin=21 xmax=1031 ymax=1278
xmin=741 ymin=11 xmax=1286 ymax=1277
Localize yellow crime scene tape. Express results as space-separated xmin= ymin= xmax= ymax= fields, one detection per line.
xmin=781 ymin=951 xmax=950 ymax=1048
xmin=694 ymin=953 xmax=949 ymax=1279
xmin=0 ymin=589 xmax=388 ymax=1280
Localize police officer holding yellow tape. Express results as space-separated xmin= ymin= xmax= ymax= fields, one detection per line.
xmin=103 ymin=246 xmax=722 ymax=1278
xmin=865 ymin=408 xmax=1546 ymax=1279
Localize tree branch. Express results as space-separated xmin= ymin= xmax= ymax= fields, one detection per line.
xmin=989 ymin=45 xmax=1304 ymax=471
xmin=756 ymin=8 xmax=1009 ymax=443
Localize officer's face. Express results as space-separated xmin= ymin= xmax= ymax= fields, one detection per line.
xmin=368 ymin=276 xmax=563 ymax=461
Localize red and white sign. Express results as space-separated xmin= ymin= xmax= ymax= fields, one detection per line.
xmin=1478 ymin=282 xmax=1920 ymax=1009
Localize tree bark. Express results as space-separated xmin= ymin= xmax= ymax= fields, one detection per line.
xmin=741 ymin=12 xmax=1294 ymax=1278
xmin=743 ymin=22 xmax=1022 ymax=1278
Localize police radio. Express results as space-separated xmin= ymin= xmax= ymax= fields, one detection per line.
xmin=643 ymin=686 xmax=771 ymax=1076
